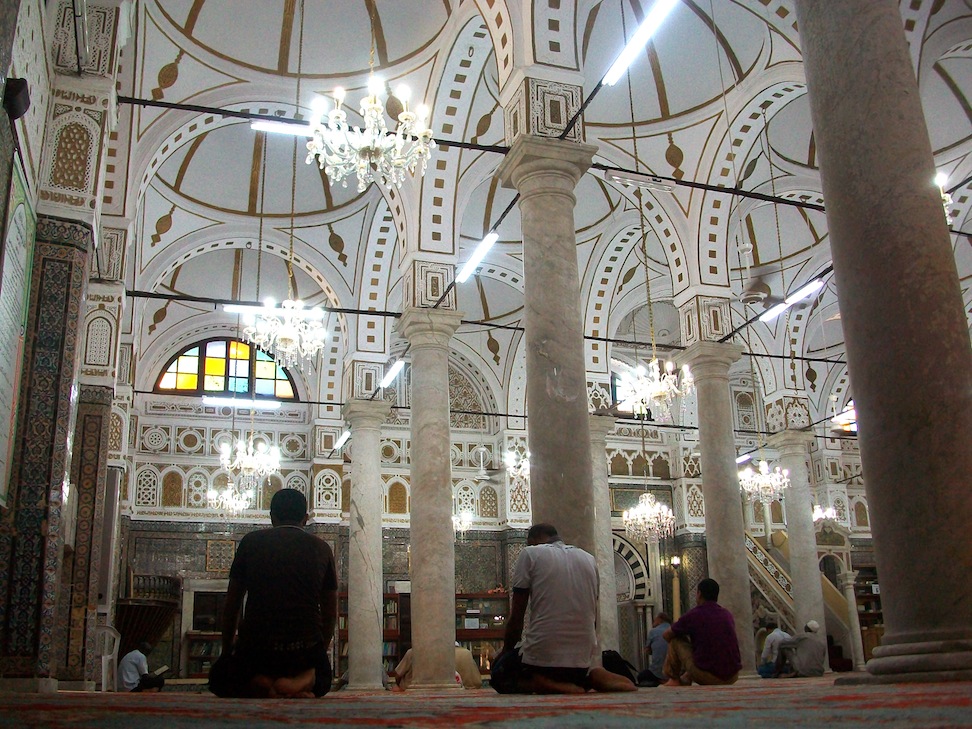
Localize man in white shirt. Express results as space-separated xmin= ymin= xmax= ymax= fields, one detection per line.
xmin=758 ymin=622 xmax=791 ymax=678
xmin=494 ymin=523 xmax=635 ymax=694
xmin=118 ymin=642 xmax=165 ymax=692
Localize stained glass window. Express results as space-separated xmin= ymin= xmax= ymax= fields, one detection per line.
xmin=155 ymin=338 xmax=297 ymax=401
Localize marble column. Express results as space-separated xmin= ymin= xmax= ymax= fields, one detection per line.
xmin=397 ymin=307 xmax=463 ymax=690
xmin=838 ymin=571 xmax=867 ymax=672
xmin=343 ymin=398 xmax=392 ymax=690
xmin=0 ymin=218 xmax=91 ymax=690
xmin=795 ymin=0 xmax=972 ymax=679
xmin=497 ymin=136 xmax=598 ymax=554
xmin=770 ymin=430 xmax=828 ymax=666
xmin=589 ymin=413 xmax=618 ymax=652
xmin=678 ymin=341 xmax=755 ymax=671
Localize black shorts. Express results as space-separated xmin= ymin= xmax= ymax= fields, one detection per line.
xmin=489 ymin=649 xmax=592 ymax=693
xmin=209 ymin=641 xmax=332 ymax=698
xmin=521 ymin=662 xmax=593 ymax=691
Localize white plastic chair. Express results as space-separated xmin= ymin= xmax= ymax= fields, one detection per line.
xmin=93 ymin=625 xmax=121 ymax=692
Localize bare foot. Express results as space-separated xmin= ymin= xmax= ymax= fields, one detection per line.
xmin=247 ymin=674 xmax=279 ymax=698
xmin=589 ymin=667 xmax=637 ymax=692
xmin=662 ymin=679 xmax=682 ymax=687
xmin=273 ymin=667 xmax=315 ymax=697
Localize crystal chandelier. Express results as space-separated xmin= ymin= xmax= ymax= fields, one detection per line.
xmin=305 ymin=19 xmax=435 ymax=195
xmin=216 ymin=435 xmax=281 ymax=513
xmin=452 ymin=510 xmax=474 ymax=540
xmin=812 ymin=504 xmax=837 ymax=522
xmin=616 ymin=357 xmax=694 ymax=422
xmin=241 ymin=299 xmax=328 ymax=370
xmin=623 ymin=492 xmax=675 ymax=543
xmin=936 ymin=172 xmax=953 ymax=224
xmin=738 ymin=459 xmax=790 ymax=504
xmin=503 ymin=449 xmax=530 ymax=480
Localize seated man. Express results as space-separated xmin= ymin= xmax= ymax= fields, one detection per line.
xmin=492 ymin=523 xmax=636 ymax=694
xmin=639 ymin=612 xmax=671 ymax=686
xmin=210 ymin=489 xmax=338 ymax=698
xmin=758 ymin=621 xmax=791 ymax=678
xmin=392 ymin=643 xmax=483 ymax=690
xmin=118 ymin=642 xmax=165 ymax=693
xmin=662 ymin=578 xmax=742 ymax=686
xmin=776 ymin=620 xmax=827 ymax=677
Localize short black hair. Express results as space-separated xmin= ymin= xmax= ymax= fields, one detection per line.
xmin=698 ymin=578 xmax=720 ymax=602
xmin=527 ymin=523 xmax=558 ymax=543
xmin=138 ymin=641 xmax=153 ymax=654
xmin=766 ymin=621 xmax=778 ymax=631
xmin=270 ymin=488 xmax=307 ymax=525
xmin=655 ymin=612 xmax=671 ymax=623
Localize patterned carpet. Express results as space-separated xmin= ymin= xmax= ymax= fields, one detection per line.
xmin=1 ymin=677 xmax=971 ymax=728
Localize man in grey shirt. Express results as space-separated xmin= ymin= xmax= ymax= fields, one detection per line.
xmin=777 ymin=620 xmax=827 ymax=677
xmin=641 ymin=612 xmax=671 ymax=686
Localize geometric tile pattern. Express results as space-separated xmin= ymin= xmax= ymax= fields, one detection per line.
xmin=0 ymin=219 xmax=91 ymax=678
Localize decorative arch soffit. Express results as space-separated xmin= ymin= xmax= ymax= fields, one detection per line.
xmin=613 ymin=532 xmax=649 ymax=602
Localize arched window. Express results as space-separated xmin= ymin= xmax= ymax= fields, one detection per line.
xmin=155 ymin=338 xmax=297 ymax=400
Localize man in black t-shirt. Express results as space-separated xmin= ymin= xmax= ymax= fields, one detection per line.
xmin=210 ymin=489 xmax=338 ymax=698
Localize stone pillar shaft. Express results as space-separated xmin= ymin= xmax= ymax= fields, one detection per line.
xmin=343 ymin=398 xmax=391 ymax=690
xmin=770 ymin=430 xmax=828 ymax=667
xmin=397 ymin=307 xmax=463 ymax=690
xmin=589 ymin=414 xmax=618 ymax=652
xmin=838 ymin=571 xmax=867 ymax=671
xmin=679 ymin=342 xmax=754 ymax=671
xmin=795 ymin=0 xmax=972 ymax=677
xmin=497 ymin=136 xmax=598 ymax=554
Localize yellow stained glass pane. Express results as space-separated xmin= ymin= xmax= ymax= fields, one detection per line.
xmin=230 ymin=341 xmax=250 ymax=359
xmin=176 ymin=373 xmax=198 ymax=389
xmin=255 ymin=361 xmax=275 ymax=379
xmin=204 ymin=375 xmax=225 ymax=391
xmin=159 ymin=372 xmax=177 ymax=389
xmin=205 ymin=358 xmax=226 ymax=376
xmin=275 ymin=380 xmax=294 ymax=399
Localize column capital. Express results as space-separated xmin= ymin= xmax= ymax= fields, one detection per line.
xmin=397 ymin=307 xmax=463 ymax=349
xmin=767 ymin=429 xmax=815 ymax=455
xmin=342 ymin=398 xmax=391 ymax=431
xmin=497 ymin=135 xmax=596 ymax=193
xmin=676 ymin=341 xmax=744 ymax=379
xmin=588 ymin=412 xmax=616 ymax=441
xmin=837 ymin=570 xmax=859 ymax=591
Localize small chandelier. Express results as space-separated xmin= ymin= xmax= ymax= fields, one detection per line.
xmin=217 ymin=435 xmax=281 ymax=512
xmin=452 ymin=510 xmax=474 ymax=540
xmin=241 ymin=299 xmax=328 ymax=370
xmin=623 ymin=492 xmax=675 ymax=543
xmin=936 ymin=172 xmax=953 ymax=224
xmin=504 ymin=449 xmax=530 ymax=480
xmin=616 ymin=357 xmax=694 ymax=422
xmin=306 ymin=77 xmax=435 ymax=192
xmin=739 ymin=459 xmax=790 ymax=504
xmin=812 ymin=504 xmax=837 ymax=522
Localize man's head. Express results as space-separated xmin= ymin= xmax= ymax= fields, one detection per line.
xmin=138 ymin=641 xmax=153 ymax=655
xmin=766 ymin=621 xmax=778 ymax=631
xmin=804 ymin=620 xmax=820 ymax=634
xmin=696 ymin=577 xmax=720 ymax=604
xmin=526 ymin=523 xmax=559 ymax=546
xmin=653 ymin=611 xmax=671 ymax=627
xmin=270 ymin=488 xmax=308 ymax=526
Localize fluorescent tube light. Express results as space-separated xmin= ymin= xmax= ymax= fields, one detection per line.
xmin=735 ymin=453 xmax=753 ymax=464
xmin=603 ymin=0 xmax=679 ymax=86
xmin=605 ymin=170 xmax=674 ymax=192
xmin=380 ymin=359 xmax=405 ymax=388
xmin=456 ymin=232 xmax=499 ymax=283
xmin=784 ymin=278 xmax=825 ymax=304
xmin=758 ymin=302 xmax=791 ymax=322
xmin=250 ymin=120 xmax=314 ymax=137
xmin=202 ymin=396 xmax=282 ymax=410
xmin=333 ymin=430 xmax=351 ymax=449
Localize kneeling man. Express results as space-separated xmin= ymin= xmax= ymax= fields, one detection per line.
xmin=211 ymin=489 xmax=338 ymax=698
xmin=494 ymin=523 xmax=635 ymax=694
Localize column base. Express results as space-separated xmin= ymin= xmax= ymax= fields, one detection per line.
xmin=0 ymin=678 xmax=60 ymax=694
xmin=406 ymin=681 xmax=463 ymax=691
xmin=57 ymin=680 xmax=96 ymax=692
xmin=835 ymin=639 xmax=972 ymax=684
